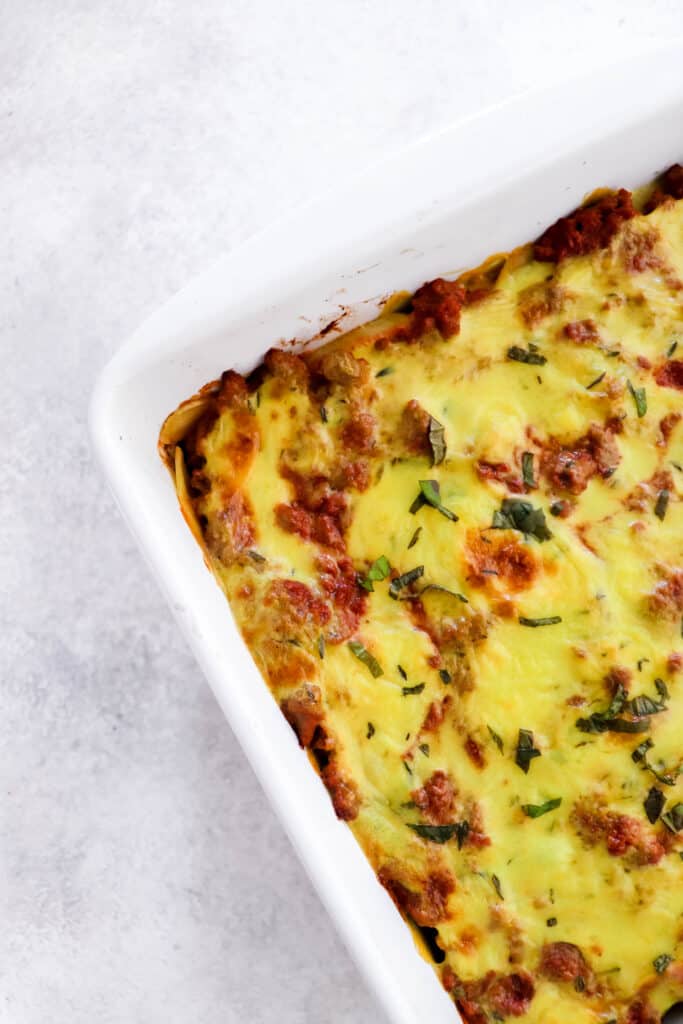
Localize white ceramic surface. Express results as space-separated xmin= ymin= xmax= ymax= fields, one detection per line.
xmin=91 ymin=44 xmax=683 ymax=1024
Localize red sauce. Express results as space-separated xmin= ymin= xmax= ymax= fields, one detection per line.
xmin=534 ymin=190 xmax=636 ymax=263
xmin=654 ymin=358 xmax=683 ymax=389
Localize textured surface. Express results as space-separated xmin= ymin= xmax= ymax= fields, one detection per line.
xmin=1 ymin=3 xmax=682 ymax=1023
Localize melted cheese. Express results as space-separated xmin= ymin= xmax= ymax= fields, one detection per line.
xmin=162 ymin=192 xmax=683 ymax=1023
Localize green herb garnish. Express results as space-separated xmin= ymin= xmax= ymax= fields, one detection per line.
xmin=522 ymin=797 xmax=562 ymax=818
xmin=522 ymin=451 xmax=535 ymax=488
xmin=491 ymin=874 xmax=504 ymax=900
xmin=492 ymin=498 xmax=552 ymax=542
xmin=439 ymin=669 xmax=452 ymax=685
xmin=417 ymin=583 xmax=468 ymax=603
xmin=397 ymin=664 xmax=408 ymax=680
xmin=661 ymin=803 xmax=683 ymax=833
xmin=389 ymin=565 xmax=425 ymax=599
xmin=546 ymin=917 xmax=558 ymax=928
xmin=410 ymin=479 xmax=458 ymax=521
xmin=246 ymin=549 xmax=267 ymax=563
xmin=655 ymin=489 xmax=670 ymax=521
xmin=515 ymin=729 xmax=541 ymax=773
xmin=320 ymin=405 xmax=328 ymax=423
xmin=408 ymin=823 xmax=461 ymax=844
xmin=507 ymin=345 xmax=547 ymax=366
xmin=407 ymin=526 xmax=422 ymax=549
xmin=519 ymin=616 xmax=562 ymax=627
xmin=586 ymin=370 xmax=606 ymax=390
xmin=347 ymin=641 xmax=383 ymax=678
xmin=644 ymin=786 xmax=665 ymax=824
xmin=667 ymin=340 xmax=679 ymax=358
xmin=428 ymin=416 xmax=447 ymax=467
xmin=366 ymin=722 xmax=375 ymax=739
xmin=318 ymin=634 xmax=325 ymax=659
xmin=653 ymin=953 xmax=673 ymax=975
xmin=359 ymin=555 xmax=391 ymax=591
xmin=419 ymin=743 xmax=430 ymax=756
xmin=376 ymin=366 xmax=394 ymax=377
xmin=632 ymin=738 xmax=654 ymax=763
xmin=630 ymin=694 xmax=666 ymax=717
xmin=576 ymin=683 xmax=651 ymax=734
xmin=402 ymin=682 xmax=425 ymax=696
xmin=628 ymin=380 xmax=647 ymax=417
xmin=488 ymin=725 xmax=504 ymax=753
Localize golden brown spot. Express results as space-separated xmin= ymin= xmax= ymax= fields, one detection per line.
xmin=465 ymin=530 xmax=538 ymax=591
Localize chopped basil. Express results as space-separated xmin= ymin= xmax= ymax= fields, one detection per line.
xmin=410 ymin=479 xmax=458 ymax=521
xmin=546 ymin=917 xmax=558 ymax=928
xmin=407 ymin=526 xmax=422 ymax=549
xmin=317 ymin=634 xmax=325 ymax=659
xmin=408 ymin=823 xmax=461 ymax=844
xmin=574 ymin=977 xmax=586 ymax=993
xmin=630 ymin=694 xmax=666 ymax=717
xmin=653 ymin=953 xmax=673 ymax=974
xmin=586 ymin=370 xmax=606 ymax=390
xmin=389 ymin=565 xmax=425 ymax=599
xmin=515 ymin=729 xmax=541 ymax=773
xmin=488 ymin=725 xmax=504 ymax=753
xmin=492 ymin=498 xmax=552 ymax=542
xmin=428 ymin=416 xmax=447 ymax=467
xmin=507 ymin=345 xmax=547 ymax=366
xmin=347 ymin=641 xmax=383 ymax=678
xmin=632 ymin=738 xmax=654 ymax=763
xmin=402 ymin=682 xmax=425 ymax=696
xmin=667 ymin=340 xmax=679 ymax=358
xmin=644 ymin=786 xmax=665 ymax=823
xmin=375 ymin=366 xmax=394 ymax=377
xmin=366 ymin=722 xmax=375 ymax=739
xmin=246 ymin=549 xmax=267 ymax=563
xmin=627 ymin=379 xmax=647 ymax=417
xmin=577 ymin=683 xmax=650 ymax=734
xmin=661 ymin=803 xmax=683 ymax=833
xmin=397 ymin=664 xmax=408 ymax=680
xmin=519 ymin=616 xmax=562 ymax=627
xmin=419 ymin=743 xmax=430 ymax=757
xmin=439 ymin=669 xmax=452 ymax=685
xmin=656 ymin=678 xmax=669 ymax=701
xmin=654 ymin=488 xmax=670 ymax=521
xmin=418 ymin=583 xmax=468 ymax=604
xmin=522 ymin=797 xmax=562 ymax=818
xmin=522 ymin=451 xmax=535 ymax=487
xmin=359 ymin=554 xmax=391 ymax=591
xmin=491 ymin=874 xmax=504 ymax=900
xmin=320 ymin=405 xmax=328 ymax=423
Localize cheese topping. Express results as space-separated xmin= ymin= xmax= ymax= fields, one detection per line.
xmin=160 ymin=173 xmax=683 ymax=1024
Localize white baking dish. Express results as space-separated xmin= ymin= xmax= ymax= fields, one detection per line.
xmin=90 ymin=45 xmax=683 ymax=1024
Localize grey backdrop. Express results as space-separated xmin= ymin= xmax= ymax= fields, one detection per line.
xmin=2 ymin=2 xmax=681 ymax=1022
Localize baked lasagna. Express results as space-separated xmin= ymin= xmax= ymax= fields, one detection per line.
xmin=160 ymin=165 xmax=683 ymax=1024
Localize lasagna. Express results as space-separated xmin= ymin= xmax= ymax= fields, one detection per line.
xmin=160 ymin=165 xmax=683 ymax=1024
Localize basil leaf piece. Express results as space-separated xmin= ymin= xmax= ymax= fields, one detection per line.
xmin=410 ymin=479 xmax=458 ymax=521
xmin=654 ymin=489 xmax=670 ymax=521
xmin=522 ymin=797 xmax=562 ymax=818
xmin=417 ymin=583 xmax=468 ymax=604
xmin=627 ymin=379 xmax=647 ymax=417
xmin=644 ymin=786 xmax=665 ymax=824
xmin=519 ymin=615 xmax=562 ymax=627
xmin=317 ymin=634 xmax=325 ymax=659
xmin=655 ymin=678 xmax=669 ymax=701
xmin=491 ymin=498 xmax=552 ymax=542
xmin=487 ymin=725 xmax=504 ymax=753
xmin=546 ymin=917 xmax=558 ymax=928
xmin=491 ymin=874 xmax=504 ymax=900
xmin=246 ymin=549 xmax=267 ymax=563
xmin=630 ymin=695 xmax=666 ymax=717
xmin=402 ymin=682 xmax=425 ymax=696
xmin=522 ymin=451 xmax=535 ymax=487
xmin=408 ymin=823 xmax=460 ymax=844
xmin=320 ymin=405 xmax=328 ymax=423
xmin=586 ymin=370 xmax=606 ymax=390
xmin=661 ymin=803 xmax=683 ymax=833
xmin=389 ymin=565 xmax=425 ymax=599
xmin=359 ymin=555 xmax=391 ymax=591
xmin=347 ymin=641 xmax=383 ymax=678
xmin=632 ymin=738 xmax=654 ymax=763
xmin=428 ymin=416 xmax=447 ymax=467
xmin=439 ymin=669 xmax=452 ymax=685
xmin=515 ymin=729 xmax=541 ymax=773
xmin=577 ymin=716 xmax=651 ymax=734
xmin=507 ymin=345 xmax=547 ymax=366
xmin=366 ymin=722 xmax=375 ymax=739
xmin=375 ymin=366 xmax=394 ymax=377
xmin=653 ymin=953 xmax=673 ymax=975
xmin=407 ymin=526 xmax=422 ymax=549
